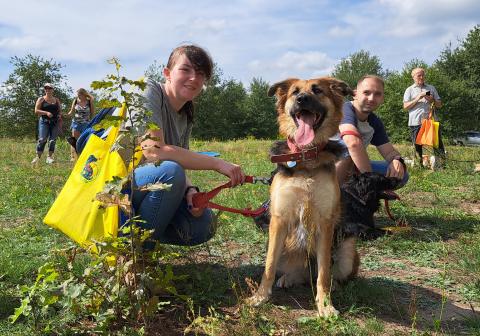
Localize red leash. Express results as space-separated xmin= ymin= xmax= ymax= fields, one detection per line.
xmin=382 ymin=191 xmax=409 ymax=227
xmin=191 ymin=175 xmax=269 ymax=217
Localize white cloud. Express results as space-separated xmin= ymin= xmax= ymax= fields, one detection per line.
xmin=248 ymin=51 xmax=335 ymax=83
xmin=0 ymin=35 xmax=42 ymax=50
xmin=328 ymin=26 xmax=355 ymax=38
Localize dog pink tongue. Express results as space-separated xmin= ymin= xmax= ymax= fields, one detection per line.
xmin=294 ymin=114 xmax=315 ymax=147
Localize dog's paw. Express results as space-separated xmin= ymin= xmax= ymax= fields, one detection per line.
xmin=317 ymin=304 xmax=339 ymax=318
xmin=275 ymin=273 xmax=305 ymax=288
xmin=246 ymin=293 xmax=270 ymax=307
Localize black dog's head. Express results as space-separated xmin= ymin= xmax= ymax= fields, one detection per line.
xmin=341 ymin=172 xmax=401 ymax=237
xmin=343 ymin=172 xmax=401 ymax=206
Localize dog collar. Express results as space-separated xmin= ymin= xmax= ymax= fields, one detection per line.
xmin=270 ymin=139 xmax=326 ymax=164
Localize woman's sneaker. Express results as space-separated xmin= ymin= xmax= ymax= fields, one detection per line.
xmin=31 ymin=157 xmax=40 ymax=164
xmin=46 ymin=156 xmax=55 ymax=164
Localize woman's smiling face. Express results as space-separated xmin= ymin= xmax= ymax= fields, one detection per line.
xmin=164 ymin=54 xmax=205 ymax=104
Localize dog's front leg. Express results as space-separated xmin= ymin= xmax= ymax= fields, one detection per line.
xmin=247 ymin=215 xmax=287 ymax=306
xmin=315 ymin=221 xmax=339 ymax=317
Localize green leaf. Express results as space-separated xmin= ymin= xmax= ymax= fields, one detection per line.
xmin=93 ymin=115 xmax=125 ymax=130
xmin=90 ymin=80 xmax=115 ymax=89
xmin=9 ymin=297 xmax=31 ymax=323
xmin=147 ymin=122 xmax=160 ymax=131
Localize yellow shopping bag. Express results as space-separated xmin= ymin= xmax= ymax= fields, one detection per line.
xmin=44 ymin=106 xmax=128 ymax=250
xmin=432 ymin=120 xmax=440 ymax=148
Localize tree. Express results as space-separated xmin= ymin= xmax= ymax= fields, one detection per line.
xmin=0 ymin=55 xmax=71 ymax=137
xmin=376 ymin=59 xmax=428 ymax=143
xmin=331 ymin=50 xmax=385 ymax=90
xmin=243 ymin=78 xmax=277 ymax=139
xmin=377 ymin=58 xmax=476 ymax=142
xmin=144 ymin=59 xmax=165 ymax=83
xmin=193 ymin=75 xmax=247 ymax=140
xmin=194 ymin=72 xmax=277 ymax=140
xmin=436 ymin=25 xmax=480 ymax=131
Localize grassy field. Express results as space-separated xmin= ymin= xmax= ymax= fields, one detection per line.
xmin=0 ymin=137 xmax=479 ymax=335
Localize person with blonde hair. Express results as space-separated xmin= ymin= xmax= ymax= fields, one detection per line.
xmin=32 ymin=83 xmax=62 ymax=164
xmin=67 ymin=88 xmax=95 ymax=161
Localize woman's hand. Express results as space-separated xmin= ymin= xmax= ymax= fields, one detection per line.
xmin=215 ymin=160 xmax=246 ymax=186
xmin=185 ymin=187 xmax=204 ymax=217
xmin=45 ymin=111 xmax=53 ymax=118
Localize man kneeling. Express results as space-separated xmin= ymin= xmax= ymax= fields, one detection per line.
xmin=335 ymin=75 xmax=408 ymax=186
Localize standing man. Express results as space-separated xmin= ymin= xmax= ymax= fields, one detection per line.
xmin=336 ymin=75 xmax=407 ymax=186
xmin=403 ymin=67 xmax=444 ymax=164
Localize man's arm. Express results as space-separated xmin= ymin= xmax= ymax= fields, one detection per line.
xmin=377 ymin=143 xmax=405 ymax=179
xmin=403 ymin=90 xmax=428 ymax=110
xmin=430 ymin=86 xmax=442 ymax=108
xmin=339 ymin=123 xmax=371 ymax=172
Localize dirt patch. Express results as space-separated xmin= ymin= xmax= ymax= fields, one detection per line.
xmin=359 ymin=256 xmax=479 ymax=334
xmin=459 ymin=201 xmax=480 ymax=215
xmin=401 ymin=191 xmax=437 ymax=208
xmin=0 ymin=211 xmax=36 ymax=229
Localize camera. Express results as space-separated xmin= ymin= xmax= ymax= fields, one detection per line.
xmin=425 ymin=91 xmax=431 ymax=96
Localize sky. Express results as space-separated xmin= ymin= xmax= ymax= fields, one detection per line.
xmin=0 ymin=0 xmax=479 ymax=93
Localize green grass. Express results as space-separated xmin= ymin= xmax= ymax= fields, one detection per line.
xmin=1 ymin=137 xmax=480 ymax=335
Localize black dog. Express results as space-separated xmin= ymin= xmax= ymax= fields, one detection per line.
xmin=254 ymin=172 xmax=401 ymax=238
xmin=339 ymin=172 xmax=401 ymax=239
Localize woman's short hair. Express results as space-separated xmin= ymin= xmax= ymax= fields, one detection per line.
xmin=167 ymin=44 xmax=213 ymax=81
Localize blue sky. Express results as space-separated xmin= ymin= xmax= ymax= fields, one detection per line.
xmin=0 ymin=0 xmax=479 ymax=92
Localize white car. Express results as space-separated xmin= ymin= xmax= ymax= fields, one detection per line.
xmin=453 ymin=131 xmax=480 ymax=146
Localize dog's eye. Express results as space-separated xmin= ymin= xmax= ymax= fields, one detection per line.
xmin=312 ymin=86 xmax=323 ymax=95
xmin=292 ymin=88 xmax=299 ymax=95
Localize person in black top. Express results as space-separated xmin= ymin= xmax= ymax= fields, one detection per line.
xmin=32 ymin=83 xmax=62 ymax=164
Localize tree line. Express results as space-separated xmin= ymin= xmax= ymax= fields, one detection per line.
xmin=1 ymin=25 xmax=479 ymax=141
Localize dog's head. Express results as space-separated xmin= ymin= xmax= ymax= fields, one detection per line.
xmin=343 ymin=172 xmax=401 ymax=207
xmin=268 ymin=77 xmax=352 ymax=149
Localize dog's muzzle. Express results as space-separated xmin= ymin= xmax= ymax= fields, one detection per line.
xmin=290 ymin=93 xmax=326 ymax=129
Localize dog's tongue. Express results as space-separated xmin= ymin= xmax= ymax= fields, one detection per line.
xmin=294 ymin=114 xmax=315 ymax=147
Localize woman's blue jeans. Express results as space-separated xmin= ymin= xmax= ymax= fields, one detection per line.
xmin=36 ymin=118 xmax=60 ymax=153
xmin=132 ymin=161 xmax=215 ymax=246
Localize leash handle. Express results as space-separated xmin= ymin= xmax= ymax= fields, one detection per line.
xmin=191 ymin=175 xmax=268 ymax=218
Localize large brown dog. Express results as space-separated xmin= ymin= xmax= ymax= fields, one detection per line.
xmin=247 ymin=77 xmax=353 ymax=317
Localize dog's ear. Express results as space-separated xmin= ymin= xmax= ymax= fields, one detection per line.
xmin=268 ymin=78 xmax=299 ymax=97
xmin=329 ymin=79 xmax=353 ymax=97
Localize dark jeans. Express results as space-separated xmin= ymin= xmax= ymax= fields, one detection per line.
xmin=36 ymin=118 xmax=60 ymax=153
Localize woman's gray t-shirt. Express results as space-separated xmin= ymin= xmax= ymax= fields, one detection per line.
xmin=144 ymin=79 xmax=192 ymax=149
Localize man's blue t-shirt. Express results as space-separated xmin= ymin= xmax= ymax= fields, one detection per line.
xmin=341 ymin=101 xmax=389 ymax=147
